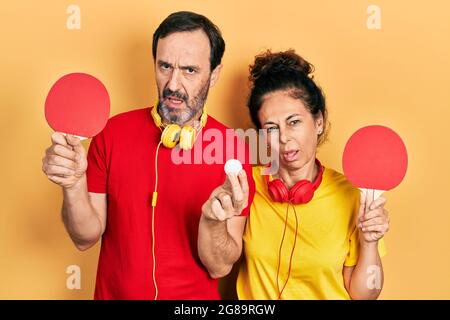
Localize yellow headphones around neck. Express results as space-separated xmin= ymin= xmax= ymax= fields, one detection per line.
xmin=148 ymin=103 xmax=207 ymax=299
xmin=150 ymin=104 xmax=208 ymax=150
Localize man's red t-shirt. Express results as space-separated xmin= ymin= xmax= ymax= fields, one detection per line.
xmin=86 ymin=107 xmax=255 ymax=299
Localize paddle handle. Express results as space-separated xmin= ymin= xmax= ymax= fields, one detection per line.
xmin=359 ymin=188 xmax=384 ymax=201
xmin=60 ymin=132 xmax=87 ymax=141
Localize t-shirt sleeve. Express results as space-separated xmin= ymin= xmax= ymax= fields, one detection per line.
xmin=86 ymin=130 xmax=108 ymax=194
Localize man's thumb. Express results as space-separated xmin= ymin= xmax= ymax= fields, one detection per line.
xmin=65 ymin=134 xmax=80 ymax=146
xmin=65 ymin=135 xmax=84 ymax=154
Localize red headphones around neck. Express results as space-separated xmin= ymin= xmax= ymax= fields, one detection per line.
xmin=265 ymin=159 xmax=324 ymax=204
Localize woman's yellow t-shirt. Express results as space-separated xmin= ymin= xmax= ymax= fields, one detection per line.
xmin=236 ymin=165 xmax=386 ymax=300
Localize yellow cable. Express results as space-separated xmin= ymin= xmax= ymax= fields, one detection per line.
xmin=149 ymin=112 xmax=204 ymax=300
xmin=151 ymin=141 xmax=162 ymax=300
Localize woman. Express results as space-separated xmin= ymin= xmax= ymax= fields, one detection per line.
xmin=236 ymin=50 xmax=390 ymax=300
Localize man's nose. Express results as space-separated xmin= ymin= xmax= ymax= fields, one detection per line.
xmin=166 ymin=68 xmax=182 ymax=92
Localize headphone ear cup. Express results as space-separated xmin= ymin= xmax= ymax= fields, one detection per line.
xmin=161 ymin=124 xmax=181 ymax=148
xmin=179 ymin=126 xmax=196 ymax=150
xmin=290 ymin=180 xmax=314 ymax=204
xmin=268 ymin=179 xmax=290 ymax=203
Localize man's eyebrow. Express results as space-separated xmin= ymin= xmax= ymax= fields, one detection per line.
xmin=180 ymin=65 xmax=200 ymax=71
xmin=157 ymin=60 xmax=200 ymax=71
xmin=157 ymin=60 xmax=172 ymax=67
xmin=263 ymin=121 xmax=277 ymax=126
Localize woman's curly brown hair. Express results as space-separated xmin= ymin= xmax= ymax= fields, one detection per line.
xmin=247 ymin=49 xmax=329 ymax=146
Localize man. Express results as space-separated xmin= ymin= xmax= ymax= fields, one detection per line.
xmin=42 ymin=11 xmax=255 ymax=299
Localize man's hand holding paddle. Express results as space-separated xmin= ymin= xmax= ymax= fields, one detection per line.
xmin=42 ymin=132 xmax=87 ymax=189
xmin=41 ymin=73 xmax=110 ymax=251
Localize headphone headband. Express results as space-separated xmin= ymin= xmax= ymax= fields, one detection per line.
xmin=264 ymin=159 xmax=324 ymax=204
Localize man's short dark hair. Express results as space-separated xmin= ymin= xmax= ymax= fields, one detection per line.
xmin=152 ymin=11 xmax=225 ymax=71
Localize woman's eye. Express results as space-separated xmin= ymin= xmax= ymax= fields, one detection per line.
xmin=266 ymin=127 xmax=278 ymax=133
xmin=290 ymin=119 xmax=301 ymax=126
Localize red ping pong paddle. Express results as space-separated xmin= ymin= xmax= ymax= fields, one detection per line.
xmin=45 ymin=73 xmax=110 ymax=140
xmin=343 ymin=125 xmax=408 ymax=200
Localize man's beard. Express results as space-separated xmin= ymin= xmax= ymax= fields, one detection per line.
xmin=158 ymin=78 xmax=210 ymax=126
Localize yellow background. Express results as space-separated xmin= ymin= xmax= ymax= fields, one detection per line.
xmin=1 ymin=0 xmax=449 ymax=299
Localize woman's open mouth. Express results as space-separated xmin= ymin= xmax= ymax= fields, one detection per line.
xmin=282 ymin=150 xmax=299 ymax=162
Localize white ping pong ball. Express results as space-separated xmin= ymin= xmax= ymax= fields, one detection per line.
xmin=224 ymin=159 xmax=243 ymax=175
